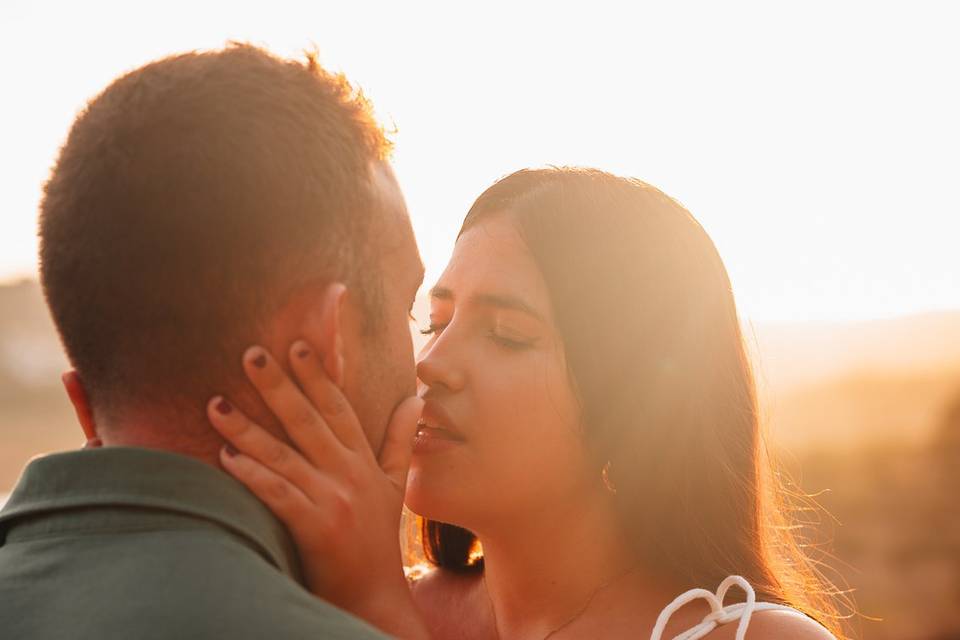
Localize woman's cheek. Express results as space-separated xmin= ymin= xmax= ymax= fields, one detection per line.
xmin=480 ymin=376 xmax=581 ymax=490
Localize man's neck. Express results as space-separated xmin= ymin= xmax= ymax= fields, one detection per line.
xmin=96 ymin=410 xmax=225 ymax=468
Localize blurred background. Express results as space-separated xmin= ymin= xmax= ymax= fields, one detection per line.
xmin=1 ymin=2 xmax=958 ymax=638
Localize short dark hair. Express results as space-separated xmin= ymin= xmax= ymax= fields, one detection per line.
xmin=39 ymin=44 xmax=391 ymax=417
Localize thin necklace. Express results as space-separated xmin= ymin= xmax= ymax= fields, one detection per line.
xmin=483 ymin=564 xmax=640 ymax=640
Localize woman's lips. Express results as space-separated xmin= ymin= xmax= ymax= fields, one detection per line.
xmin=418 ymin=401 xmax=464 ymax=438
xmin=412 ymin=425 xmax=465 ymax=454
xmin=414 ymin=424 xmax=463 ymax=441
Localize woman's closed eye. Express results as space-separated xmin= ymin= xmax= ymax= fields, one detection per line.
xmin=421 ymin=320 xmax=537 ymax=350
xmin=488 ymin=330 xmax=536 ymax=350
xmin=488 ymin=323 xmax=538 ymax=350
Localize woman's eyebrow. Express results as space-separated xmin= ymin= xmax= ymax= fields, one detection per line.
xmin=429 ymin=285 xmax=545 ymax=322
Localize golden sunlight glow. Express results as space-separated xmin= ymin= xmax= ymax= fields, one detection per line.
xmin=0 ymin=1 xmax=957 ymax=323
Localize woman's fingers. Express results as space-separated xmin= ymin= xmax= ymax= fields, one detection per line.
xmin=218 ymin=446 xmax=323 ymax=531
xmin=207 ymin=395 xmax=333 ymax=496
xmin=241 ymin=346 xmax=348 ymax=465
xmin=288 ymin=340 xmax=369 ymax=454
xmin=378 ymin=395 xmax=424 ymax=491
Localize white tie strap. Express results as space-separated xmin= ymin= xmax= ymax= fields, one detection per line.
xmin=650 ymin=575 xmax=800 ymax=640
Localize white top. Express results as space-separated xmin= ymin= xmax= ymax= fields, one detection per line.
xmin=650 ymin=575 xmax=814 ymax=640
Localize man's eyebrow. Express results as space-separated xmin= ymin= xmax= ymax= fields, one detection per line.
xmin=429 ymin=286 xmax=545 ymax=322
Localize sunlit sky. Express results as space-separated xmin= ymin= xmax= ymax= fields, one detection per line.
xmin=1 ymin=1 xmax=957 ymax=323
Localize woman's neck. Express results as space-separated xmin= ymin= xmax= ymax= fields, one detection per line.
xmin=476 ymin=489 xmax=658 ymax=640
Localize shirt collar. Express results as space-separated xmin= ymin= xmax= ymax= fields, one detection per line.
xmin=0 ymin=447 xmax=302 ymax=581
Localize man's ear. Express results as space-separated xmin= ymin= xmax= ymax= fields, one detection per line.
xmin=301 ymin=283 xmax=348 ymax=387
xmin=61 ymin=370 xmax=101 ymax=447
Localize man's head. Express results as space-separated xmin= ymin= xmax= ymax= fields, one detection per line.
xmin=40 ymin=44 xmax=423 ymax=458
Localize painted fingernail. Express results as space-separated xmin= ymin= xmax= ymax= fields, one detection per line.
xmin=215 ymin=398 xmax=233 ymax=415
xmin=224 ymin=444 xmax=238 ymax=458
xmin=295 ymin=343 xmax=311 ymax=359
xmin=251 ymin=352 xmax=267 ymax=369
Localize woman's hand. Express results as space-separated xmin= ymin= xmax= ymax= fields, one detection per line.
xmin=206 ymin=341 xmax=427 ymax=639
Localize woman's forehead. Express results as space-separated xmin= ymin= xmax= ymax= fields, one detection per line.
xmin=437 ymin=217 xmax=551 ymax=310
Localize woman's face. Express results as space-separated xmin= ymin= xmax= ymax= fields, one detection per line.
xmin=406 ymin=214 xmax=598 ymax=533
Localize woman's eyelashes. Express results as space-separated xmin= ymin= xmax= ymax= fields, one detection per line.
xmin=421 ymin=321 xmax=535 ymax=351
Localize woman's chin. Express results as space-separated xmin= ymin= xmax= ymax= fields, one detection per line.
xmin=405 ymin=470 xmax=464 ymax=524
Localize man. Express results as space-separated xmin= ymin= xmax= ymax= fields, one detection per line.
xmin=0 ymin=44 xmax=425 ymax=638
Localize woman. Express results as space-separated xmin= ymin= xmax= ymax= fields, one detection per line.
xmin=207 ymin=168 xmax=846 ymax=639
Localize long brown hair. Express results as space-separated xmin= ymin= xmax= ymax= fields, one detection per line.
xmin=420 ymin=167 xmax=848 ymax=635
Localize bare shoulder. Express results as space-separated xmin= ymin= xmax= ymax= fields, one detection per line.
xmin=409 ymin=568 xmax=492 ymax=640
xmin=707 ymin=609 xmax=837 ymax=640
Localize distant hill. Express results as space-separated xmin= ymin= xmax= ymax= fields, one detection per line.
xmin=0 ymin=279 xmax=68 ymax=388
xmin=764 ymin=365 xmax=960 ymax=452
xmin=1 ymin=279 xmax=959 ymax=489
xmin=746 ymin=312 xmax=960 ymax=394
xmin=0 ymin=279 xmax=76 ymax=490
xmin=745 ymin=311 xmax=960 ymax=452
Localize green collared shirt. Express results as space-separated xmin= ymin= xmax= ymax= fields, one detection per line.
xmin=0 ymin=447 xmax=387 ymax=639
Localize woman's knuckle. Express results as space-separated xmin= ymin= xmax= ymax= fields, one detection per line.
xmin=292 ymin=407 xmax=315 ymax=427
xmin=321 ymin=393 xmax=345 ymax=417
xmin=265 ymin=444 xmax=288 ymax=466
xmin=267 ymin=478 xmax=289 ymax=501
xmin=329 ymin=489 xmax=354 ymax=524
xmin=341 ymin=465 xmax=362 ymax=488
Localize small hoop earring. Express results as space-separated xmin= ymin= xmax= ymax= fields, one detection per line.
xmin=601 ymin=461 xmax=617 ymax=494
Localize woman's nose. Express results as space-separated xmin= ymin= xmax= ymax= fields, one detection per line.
xmin=416 ymin=343 xmax=466 ymax=393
